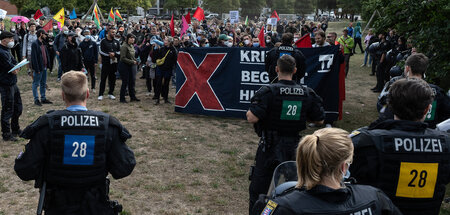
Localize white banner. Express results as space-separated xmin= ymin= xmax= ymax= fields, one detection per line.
xmin=229 ymin=10 xmax=239 ymax=24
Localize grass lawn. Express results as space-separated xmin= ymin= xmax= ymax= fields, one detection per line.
xmin=0 ymin=20 xmax=448 ymax=214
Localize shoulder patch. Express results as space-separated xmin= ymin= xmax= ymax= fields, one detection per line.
xmin=261 ymin=200 xmax=278 ymax=215
xmin=349 ymin=130 xmax=361 ymax=138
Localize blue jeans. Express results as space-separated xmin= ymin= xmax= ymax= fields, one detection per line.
xmin=364 ymin=49 xmax=372 ymax=65
xmin=32 ymin=69 xmax=47 ymax=101
xmin=57 ymin=55 xmax=62 ymax=79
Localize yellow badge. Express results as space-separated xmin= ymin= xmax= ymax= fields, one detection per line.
xmin=396 ymin=162 xmax=438 ymax=198
xmin=261 ymin=200 xmax=278 ymax=215
xmin=349 ymin=130 xmax=361 ymax=138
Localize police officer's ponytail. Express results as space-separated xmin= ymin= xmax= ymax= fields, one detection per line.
xmin=296 ymin=128 xmax=353 ymax=190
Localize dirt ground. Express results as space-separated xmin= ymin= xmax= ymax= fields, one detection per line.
xmin=0 ymin=21 xmax=408 ymax=215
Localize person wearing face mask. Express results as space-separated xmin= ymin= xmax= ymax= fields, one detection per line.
xmin=30 ymin=29 xmax=52 ymax=106
xmin=372 ymin=53 xmax=450 ymax=129
xmin=152 ymin=36 xmax=177 ymax=104
xmin=0 ymin=31 xmax=23 ymax=141
xmin=254 ymin=128 xmax=401 ymax=215
xmin=22 ymin=22 xmax=38 ymax=74
xmin=60 ymin=32 xmax=83 ymax=74
xmin=265 ymin=36 xmax=274 ymax=49
xmin=132 ymin=24 xmax=144 ymax=45
xmin=239 ymin=34 xmax=253 ymax=48
xmin=10 ymin=26 xmax=22 ymax=61
xmin=351 ymin=78 xmax=450 ymax=215
xmin=53 ymin=26 xmax=69 ymax=81
xmin=79 ymin=30 xmax=99 ymax=92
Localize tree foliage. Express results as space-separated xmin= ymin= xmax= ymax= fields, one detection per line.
xmin=337 ymin=0 xmax=361 ymax=15
xmin=362 ymin=0 xmax=450 ymax=89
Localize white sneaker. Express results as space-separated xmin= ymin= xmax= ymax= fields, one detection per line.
xmin=98 ymin=96 xmax=103 ymax=101
xmin=308 ymin=123 xmax=316 ymax=127
xmin=325 ymin=124 xmax=332 ymax=128
xmin=146 ymin=92 xmax=151 ymax=96
xmin=108 ymin=94 xmax=116 ymax=100
xmin=92 ymin=89 xmax=96 ymax=93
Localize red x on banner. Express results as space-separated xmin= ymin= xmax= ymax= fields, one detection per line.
xmin=175 ymin=52 xmax=227 ymax=111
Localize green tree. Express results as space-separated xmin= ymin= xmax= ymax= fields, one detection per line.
xmin=295 ymin=0 xmax=314 ymax=15
xmin=272 ymin=0 xmax=296 ymax=14
xmin=337 ymin=0 xmax=361 ymax=18
xmin=362 ymin=0 xmax=450 ymax=89
xmin=240 ymin=0 xmax=264 ymax=17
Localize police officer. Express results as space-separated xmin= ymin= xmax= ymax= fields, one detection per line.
xmin=0 ymin=31 xmax=23 ymax=141
xmin=374 ymin=53 xmax=450 ymax=128
xmin=350 ymin=78 xmax=450 ymax=215
xmin=247 ymin=55 xmax=325 ymax=213
xmin=265 ymin=33 xmax=306 ymax=83
xmin=256 ymin=128 xmax=401 ymax=215
xmin=14 ymin=71 xmax=136 ymax=214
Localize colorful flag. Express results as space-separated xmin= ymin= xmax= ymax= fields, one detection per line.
xmin=69 ymin=8 xmax=77 ymax=20
xmin=115 ymin=9 xmax=123 ymax=22
xmin=180 ymin=16 xmax=189 ymax=37
xmin=33 ymin=9 xmax=43 ymax=20
xmin=258 ymin=25 xmax=265 ymax=48
xmin=244 ymin=16 xmax=248 ymax=26
xmin=170 ymin=14 xmax=175 ymax=37
xmin=295 ymin=34 xmax=312 ymax=48
xmin=108 ymin=8 xmax=115 ymax=22
xmin=93 ymin=4 xmax=101 ymax=29
xmin=271 ymin=10 xmax=280 ymax=21
xmin=53 ymin=8 xmax=65 ymax=29
xmin=42 ymin=19 xmax=53 ymax=31
xmin=185 ymin=11 xmax=191 ymax=24
xmin=193 ymin=7 xmax=205 ymax=21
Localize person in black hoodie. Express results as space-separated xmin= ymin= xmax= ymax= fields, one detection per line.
xmin=152 ymin=36 xmax=177 ymax=104
xmin=60 ymin=32 xmax=83 ymax=73
xmin=79 ymin=30 xmax=99 ymax=91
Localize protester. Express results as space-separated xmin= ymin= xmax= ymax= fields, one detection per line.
xmin=118 ymin=33 xmax=140 ymax=103
xmin=362 ymin=28 xmax=373 ymax=67
xmin=53 ymin=26 xmax=69 ymax=81
xmin=152 ymin=36 xmax=177 ymax=104
xmin=60 ymin=32 xmax=83 ymax=73
xmin=31 ymin=29 xmax=52 ymax=106
xmin=312 ymin=30 xmax=330 ymax=47
xmin=0 ymin=31 xmax=22 ymax=141
xmin=337 ymin=29 xmax=354 ymax=77
xmin=79 ymin=30 xmax=98 ymax=92
xmin=98 ymin=27 xmax=121 ymax=101
xmin=22 ymin=22 xmax=37 ymax=73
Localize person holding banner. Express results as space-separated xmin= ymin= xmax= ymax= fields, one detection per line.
xmin=265 ymin=33 xmax=306 ymax=83
xmin=247 ymin=55 xmax=325 ymax=213
xmin=0 ymin=31 xmax=23 ymax=141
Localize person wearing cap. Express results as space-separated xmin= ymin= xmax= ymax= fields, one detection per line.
xmin=60 ymin=32 xmax=83 ymax=74
xmin=337 ymin=28 xmax=354 ymax=77
xmin=0 ymin=31 xmax=23 ymax=141
xmin=36 ymin=16 xmax=46 ymax=31
xmin=31 ymin=29 xmax=52 ymax=106
xmin=79 ymin=30 xmax=99 ymax=92
xmin=217 ymin=34 xmax=231 ymax=47
xmin=54 ymin=26 xmax=69 ymax=81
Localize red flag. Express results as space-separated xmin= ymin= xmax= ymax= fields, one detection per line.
xmin=295 ymin=34 xmax=312 ymax=48
xmin=186 ymin=11 xmax=191 ymax=24
xmin=42 ymin=19 xmax=53 ymax=31
xmin=258 ymin=25 xmax=265 ymax=48
xmin=34 ymin=9 xmax=43 ymax=20
xmin=170 ymin=14 xmax=175 ymax=37
xmin=270 ymin=10 xmax=280 ymax=21
xmin=193 ymin=7 xmax=205 ymax=21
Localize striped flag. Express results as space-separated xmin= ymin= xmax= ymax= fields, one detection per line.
xmin=93 ymin=4 xmax=101 ymax=29
xmin=115 ymin=9 xmax=123 ymax=22
xmin=108 ymin=8 xmax=115 ymax=22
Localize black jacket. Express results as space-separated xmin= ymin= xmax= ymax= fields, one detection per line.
xmin=31 ymin=39 xmax=50 ymax=72
xmin=153 ymin=46 xmax=177 ymax=71
xmin=79 ymin=39 xmax=99 ymax=63
xmin=0 ymin=44 xmax=18 ymax=86
xmin=265 ymin=44 xmax=307 ymax=83
xmin=99 ymin=38 xmax=121 ymax=64
xmin=260 ymin=185 xmax=401 ymax=215
xmin=60 ymin=42 xmax=83 ymax=72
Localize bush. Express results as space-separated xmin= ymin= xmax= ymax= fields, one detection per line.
xmin=362 ymin=0 xmax=450 ymax=90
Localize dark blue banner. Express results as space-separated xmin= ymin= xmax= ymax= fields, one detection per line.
xmin=175 ymin=46 xmax=341 ymax=120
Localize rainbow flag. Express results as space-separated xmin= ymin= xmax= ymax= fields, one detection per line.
xmin=115 ymin=9 xmax=123 ymax=22
xmin=108 ymin=8 xmax=115 ymax=22
xmin=93 ymin=4 xmax=101 ymax=29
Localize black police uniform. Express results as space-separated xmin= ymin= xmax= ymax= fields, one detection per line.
xmin=248 ymin=80 xmax=325 ymax=213
xmin=374 ymin=77 xmax=450 ymax=128
xmin=350 ymin=119 xmax=450 ymax=215
xmin=14 ymin=109 xmax=136 ymax=215
xmin=265 ymin=44 xmax=306 ymax=83
xmin=258 ymin=184 xmax=401 ymax=215
xmin=0 ymin=41 xmax=23 ymax=140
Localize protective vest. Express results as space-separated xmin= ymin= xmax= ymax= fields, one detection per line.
xmin=268 ymin=45 xmax=296 ymax=82
xmin=46 ymin=110 xmax=110 ymax=187
xmin=356 ymin=128 xmax=450 ymax=215
xmin=263 ymin=82 xmax=310 ymax=134
xmin=264 ymin=185 xmax=399 ymax=215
